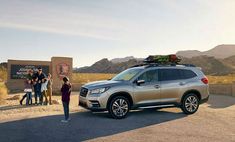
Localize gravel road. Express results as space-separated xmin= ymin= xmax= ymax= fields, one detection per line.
xmin=0 ymin=93 xmax=234 ymax=142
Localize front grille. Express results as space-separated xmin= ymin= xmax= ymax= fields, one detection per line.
xmin=80 ymin=87 xmax=88 ymax=97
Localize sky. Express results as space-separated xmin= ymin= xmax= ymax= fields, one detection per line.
xmin=0 ymin=0 xmax=235 ymax=67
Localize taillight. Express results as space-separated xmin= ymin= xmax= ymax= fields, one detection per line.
xmin=201 ymin=77 xmax=209 ymax=84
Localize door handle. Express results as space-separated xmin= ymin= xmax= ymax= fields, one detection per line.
xmin=154 ymin=84 xmax=160 ymax=89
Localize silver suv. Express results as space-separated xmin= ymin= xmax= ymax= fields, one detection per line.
xmin=79 ymin=64 xmax=209 ymax=119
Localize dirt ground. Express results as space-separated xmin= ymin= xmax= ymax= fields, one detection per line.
xmin=0 ymin=93 xmax=234 ymax=142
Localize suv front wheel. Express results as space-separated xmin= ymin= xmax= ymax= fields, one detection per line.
xmin=108 ymin=96 xmax=130 ymax=119
xmin=181 ymin=93 xmax=199 ymax=114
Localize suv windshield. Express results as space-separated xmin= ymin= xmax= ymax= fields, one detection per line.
xmin=112 ymin=68 xmax=143 ymax=81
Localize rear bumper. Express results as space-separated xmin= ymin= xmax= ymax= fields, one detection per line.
xmin=200 ymin=95 xmax=209 ymax=104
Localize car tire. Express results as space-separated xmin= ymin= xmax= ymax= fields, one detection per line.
xmin=181 ymin=93 xmax=199 ymax=114
xmin=108 ymin=96 xmax=130 ymax=119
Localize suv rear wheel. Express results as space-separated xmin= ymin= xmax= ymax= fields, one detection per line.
xmin=108 ymin=96 xmax=130 ymax=119
xmin=181 ymin=93 xmax=199 ymax=114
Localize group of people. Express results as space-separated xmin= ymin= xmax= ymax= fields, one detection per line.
xmin=20 ymin=67 xmax=53 ymax=106
xmin=19 ymin=67 xmax=72 ymax=123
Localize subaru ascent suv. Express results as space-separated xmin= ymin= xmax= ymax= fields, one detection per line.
xmin=79 ymin=55 xmax=209 ymax=119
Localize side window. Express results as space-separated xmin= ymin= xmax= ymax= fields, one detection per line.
xmin=138 ymin=70 xmax=158 ymax=84
xmin=180 ymin=69 xmax=197 ymax=79
xmin=159 ymin=69 xmax=181 ymax=81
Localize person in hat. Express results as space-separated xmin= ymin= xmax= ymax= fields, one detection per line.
xmin=61 ymin=76 xmax=72 ymax=123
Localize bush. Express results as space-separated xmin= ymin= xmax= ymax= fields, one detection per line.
xmin=0 ymin=82 xmax=8 ymax=104
xmin=72 ymin=73 xmax=116 ymax=84
xmin=0 ymin=67 xmax=7 ymax=82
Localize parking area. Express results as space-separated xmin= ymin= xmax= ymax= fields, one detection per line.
xmin=0 ymin=94 xmax=234 ymax=142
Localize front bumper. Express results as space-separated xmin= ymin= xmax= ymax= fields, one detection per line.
xmin=79 ymin=96 xmax=107 ymax=111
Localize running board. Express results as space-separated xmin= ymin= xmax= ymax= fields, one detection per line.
xmin=139 ymin=104 xmax=175 ymax=109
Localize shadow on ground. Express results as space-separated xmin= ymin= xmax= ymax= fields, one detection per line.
xmin=0 ymin=109 xmax=186 ymax=142
xmin=0 ymin=104 xmax=39 ymax=111
xmin=207 ymin=95 xmax=235 ymax=109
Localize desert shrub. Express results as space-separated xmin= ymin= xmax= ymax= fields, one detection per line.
xmin=0 ymin=82 xmax=8 ymax=104
xmin=208 ymin=74 xmax=235 ymax=84
xmin=0 ymin=67 xmax=7 ymax=82
xmin=72 ymin=73 xmax=116 ymax=84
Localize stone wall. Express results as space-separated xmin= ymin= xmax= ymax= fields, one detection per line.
xmin=7 ymin=57 xmax=73 ymax=93
xmin=7 ymin=60 xmax=51 ymax=92
xmin=209 ymin=83 xmax=235 ymax=97
xmin=51 ymin=57 xmax=73 ymax=92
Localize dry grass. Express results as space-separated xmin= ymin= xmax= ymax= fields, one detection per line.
xmin=0 ymin=67 xmax=7 ymax=82
xmin=207 ymin=74 xmax=235 ymax=84
xmin=0 ymin=68 xmax=8 ymax=104
xmin=72 ymin=73 xmax=116 ymax=84
xmin=0 ymin=82 xmax=8 ymax=104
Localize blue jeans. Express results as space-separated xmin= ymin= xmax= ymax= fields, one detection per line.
xmin=26 ymin=92 xmax=32 ymax=105
xmin=34 ymin=91 xmax=41 ymax=104
xmin=63 ymin=102 xmax=70 ymax=120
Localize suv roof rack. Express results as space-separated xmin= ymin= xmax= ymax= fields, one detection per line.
xmin=144 ymin=54 xmax=181 ymax=64
xmin=131 ymin=54 xmax=195 ymax=68
xmin=131 ymin=63 xmax=196 ymax=68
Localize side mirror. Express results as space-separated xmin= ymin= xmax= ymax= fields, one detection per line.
xmin=136 ymin=80 xmax=145 ymax=85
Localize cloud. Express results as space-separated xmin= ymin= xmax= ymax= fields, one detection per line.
xmin=0 ymin=1 xmax=135 ymax=41
xmin=0 ymin=22 xmax=119 ymax=40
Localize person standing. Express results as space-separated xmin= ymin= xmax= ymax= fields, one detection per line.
xmin=20 ymin=69 xmax=34 ymax=105
xmin=47 ymin=73 xmax=53 ymax=105
xmin=35 ymin=67 xmax=46 ymax=105
xmin=41 ymin=78 xmax=48 ymax=105
xmin=33 ymin=77 xmax=41 ymax=105
xmin=61 ymin=77 xmax=72 ymax=123
xmin=24 ymin=79 xmax=33 ymax=105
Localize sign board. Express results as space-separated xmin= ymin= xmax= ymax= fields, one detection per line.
xmin=10 ymin=64 xmax=50 ymax=79
xmin=56 ymin=63 xmax=70 ymax=79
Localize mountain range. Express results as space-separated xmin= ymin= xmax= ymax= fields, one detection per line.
xmin=75 ymin=44 xmax=235 ymax=75
xmin=176 ymin=44 xmax=235 ymax=58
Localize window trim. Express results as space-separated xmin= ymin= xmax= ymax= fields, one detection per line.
xmin=135 ymin=69 xmax=159 ymax=84
xmin=158 ymin=68 xmax=197 ymax=82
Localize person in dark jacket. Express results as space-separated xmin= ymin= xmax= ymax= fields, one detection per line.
xmin=61 ymin=76 xmax=72 ymax=123
xmin=33 ymin=77 xmax=41 ymax=105
xmin=34 ymin=67 xmax=46 ymax=105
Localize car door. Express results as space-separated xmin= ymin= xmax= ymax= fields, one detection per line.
xmin=159 ymin=68 xmax=184 ymax=102
xmin=133 ymin=69 xmax=161 ymax=105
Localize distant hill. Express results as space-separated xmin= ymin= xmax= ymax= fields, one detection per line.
xmin=181 ymin=56 xmax=234 ymax=75
xmin=75 ymin=44 xmax=235 ymax=75
xmin=111 ymin=56 xmax=136 ymax=63
xmin=177 ymin=44 xmax=235 ymax=59
xmin=223 ymin=55 xmax=235 ymax=67
xmin=74 ymin=55 xmax=235 ymax=75
xmin=75 ymin=58 xmax=142 ymax=73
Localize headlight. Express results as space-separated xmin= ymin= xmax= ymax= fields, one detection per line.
xmin=90 ymin=87 xmax=109 ymax=95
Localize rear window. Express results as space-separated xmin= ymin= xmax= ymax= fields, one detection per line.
xmin=159 ymin=69 xmax=181 ymax=81
xmin=180 ymin=69 xmax=197 ymax=79
xmin=159 ymin=69 xmax=197 ymax=81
